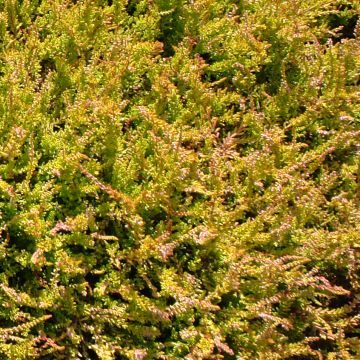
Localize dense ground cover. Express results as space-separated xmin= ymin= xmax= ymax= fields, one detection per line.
xmin=0 ymin=0 xmax=359 ymax=359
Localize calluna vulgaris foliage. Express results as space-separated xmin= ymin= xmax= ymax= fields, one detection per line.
xmin=0 ymin=0 xmax=359 ymax=359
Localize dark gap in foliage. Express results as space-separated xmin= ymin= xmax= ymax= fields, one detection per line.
xmin=8 ymin=267 xmax=34 ymax=289
xmin=173 ymin=212 xmax=194 ymax=226
xmin=298 ymin=105 xmax=307 ymax=115
xmin=84 ymin=46 xmax=95 ymax=65
xmin=287 ymin=199 xmax=295 ymax=208
xmin=247 ymin=317 xmax=263 ymax=330
xmin=171 ymin=242 xmax=198 ymax=271
xmin=155 ymin=323 xmax=173 ymax=343
xmin=126 ymin=265 xmax=151 ymax=295
xmin=9 ymin=171 xmax=27 ymax=183
xmin=122 ymin=74 xmax=152 ymax=102
xmin=303 ymin=221 xmax=318 ymax=229
xmin=324 ymin=186 xmax=341 ymax=202
xmin=139 ymin=205 xmax=167 ymax=236
xmin=120 ymin=118 xmax=135 ymax=134
xmin=200 ymin=270 xmax=217 ymax=292
xmin=255 ymin=64 xmax=282 ymax=96
xmin=216 ymin=119 xmax=242 ymax=138
xmin=106 ymin=220 xmax=135 ymax=250
xmin=353 ymin=77 xmax=360 ymax=86
xmin=212 ymin=344 xmax=231 ymax=358
xmin=348 ymin=300 xmax=360 ymax=318
xmin=241 ymin=209 xmax=258 ymax=222
xmin=81 ymin=333 xmax=100 ymax=360
xmin=346 ymin=329 xmax=360 ymax=339
xmin=67 ymin=244 xmax=93 ymax=255
xmin=142 ymin=73 xmax=152 ymax=92
xmin=277 ymin=282 xmax=288 ymax=292
xmin=48 ymin=99 xmax=66 ymax=121
xmin=145 ymin=260 xmax=162 ymax=290
xmin=197 ymin=52 xmax=216 ymax=66
xmin=0 ymin=319 xmax=16 ymax=331
xmin=327 ymin=7 xmax=358 ymax=43
xmin=328 ymin=293 xmax=353 ymax=309
xmin=181 ymin=139 xmax=206 ymax=152
xmin=180 ymin=190 xmax=210 ymax=204
xmin=138 ymin=270 xmax=162 ymax=299
xmin=115 ymin=354 xmax=129 ymax=360
xmin=138 ymin=283 xmax=153 ymax=298
xmin=304 ymin=262 xmax=353 ymax=295
xmin=322 ymin=264 xmax=352 ymax=291
xmin=109 ymin=291 xmax=126 ymax=302
xmin=324 ymin=145 xmax=358 ymax=167
xmin=7 ymin=225 xmax=36 ymax=252
xmin=43 ymin=311 xmax=71 ymax=338
xmin=165 ymin=295 xmax=176 ymax=306
xmin=251 ymin=243 xmax=285 ymax=254
xmin=235 ymin=143 xmax=254 ymax=157
xmin=3 ymin=338 xmax=18 ymax=345
xmin=223 ymin=335 xmax=241 ymax=360
xmin=222 ymin=352 xmax=237 ymax=360
xmin=171 ymin=243 xmax=225 ymax=292
xmin=348 ymin=349 xmax=358 ymax=356
xmin=125 ymin=0 xmax=138 ymax=16
xmin=192 ymin=312 xmax=201 ymax=326
xmin=310 ymin=167 xmax=322 ymax=183
xmin=156 ymin=2 xmax=185 ymax=57
xmin=222 ymin=191 xmax=237 ymax=207
xmin=295 ymin=130 xmax=321 ymax=150
xmin=84 ymin=271 xmax=102 ymax=289
xmin=203 ymin=71 xmax=234 ymax=90
xmin=285 ymin=64 xmax=302 ymax=86
xmin=309 ymin=338 xmax=339 ymax=352
xmin=39 ymin=58 xmax=56 ymax=82
xmin=84 ymin=343 xmax=100 ymax=360
xmin=218 ymin=291 xmax=241 ymax=309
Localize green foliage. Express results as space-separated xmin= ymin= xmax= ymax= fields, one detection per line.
xmin=0 ymin=0 xmax=359 ymax=359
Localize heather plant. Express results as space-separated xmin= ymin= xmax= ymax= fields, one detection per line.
xmin=0 ymin=0 xmax=359 ymax=359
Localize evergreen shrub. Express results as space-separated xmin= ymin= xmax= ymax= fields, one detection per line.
xmin=0 ymin=0 xmax=359 ymax=359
